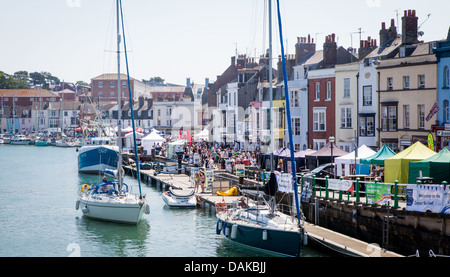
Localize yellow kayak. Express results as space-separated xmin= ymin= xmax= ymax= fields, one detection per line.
xmin=216 ymin=187 xmax=238 ymax=196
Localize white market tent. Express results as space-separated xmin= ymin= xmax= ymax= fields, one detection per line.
xmin=122 ymin=126 xmax=133 ymax=133
xmin=167 ymin=140 xmax=187 ymax=159
xmin=335 ymin=145 xmax=376 ymax=176
xmin=141 ymin=131 xmax=166 ymax=154
xmin=194 ymin=128 xmax=208 ymax=141
xmin=124 ymin=131 xmax=145 ymax=148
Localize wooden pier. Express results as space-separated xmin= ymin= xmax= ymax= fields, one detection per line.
xmin=123 ymin=165 xmax=403 ymax=257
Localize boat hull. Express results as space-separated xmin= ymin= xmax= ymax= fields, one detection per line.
xmin=78 ymin=145 xmax=119 ymax=174
xmin=162 ymin=191 xmax=197 ymax=208
xmin=216 ymin=214 xmax=302 ymax=257
xmin=35 ymin=141 xmax=50 ymax=146
xmin=11 ymin=140 xmax=31 ymax=145
xmin=79 ymin=198 xmax=146 ymax=224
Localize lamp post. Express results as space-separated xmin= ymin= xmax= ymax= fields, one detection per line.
xmin=329 ymin=134 xmax=335 ymax=177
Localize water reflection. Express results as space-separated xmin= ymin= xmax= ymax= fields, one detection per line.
xmin=74 ymin=216 xmax=150 ymax=257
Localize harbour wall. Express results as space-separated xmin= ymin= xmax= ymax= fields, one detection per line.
xmin=215 ymin=171 xmax=450 ymax=256
xmin=301 ymin=197 xmax=450 ymax=256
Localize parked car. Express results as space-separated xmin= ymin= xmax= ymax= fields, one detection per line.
xmin=302 ymin=163 xmax=336 ymax=179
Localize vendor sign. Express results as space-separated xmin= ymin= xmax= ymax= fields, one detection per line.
xmin=275 ymin=171 xmax=293 ymax=193
xmin=406 ymin=185 xmax=450 ymax=213
xmin=235 ymin=164 xmax=245 ymax=177
xmin=366 ymin=183 xmax=391 ymax=205
xmin=327 ymin=179 xmax=353 ymax=192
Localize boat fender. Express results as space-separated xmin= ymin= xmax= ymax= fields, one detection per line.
xmin=225 ymin=225 xmax=231 ymax=237
xmin=144 ymin=203 xmax=150 ymax=215
xmin=81 ymin=184 xmax=89 ymax=193
xmin=216 ymin=220 xmax=222 ymax=235
xmin=303 ymin=232 xmax=308 ymax=246
xmin=230 ymin=224 xmax=237 ymax=239
xmin=75 ymin=200 xmax=80 ymax=210
xmin=82 ymin=206 xmax=89 ymax=214
xmin=262 ymin=230 xmax=268 ymax=241
xmin=222 ymin=222 xmax=227 ymax=235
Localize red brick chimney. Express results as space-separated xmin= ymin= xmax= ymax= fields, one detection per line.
xmin=402 ymin=9 xmax=419 ymax=45
xmin=295 ymin=34 xmax=316 ymax=65
xmin=323 ymin=33 xmax=337 ymax=67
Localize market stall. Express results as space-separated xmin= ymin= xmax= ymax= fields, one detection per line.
xmin=384 ymin=142 xmax=436 ymax=184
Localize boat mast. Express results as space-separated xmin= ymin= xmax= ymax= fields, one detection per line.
xmin=116 ymin=0 xmax=123 ymax=188
xmin=275 ymin=0 xmax=302 ymax=224
xmin=268 ymin=0 xmax=274 ymax=173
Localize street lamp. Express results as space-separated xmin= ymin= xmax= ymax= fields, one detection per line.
xmin=329 ymin=134 xmax=335 ymax=177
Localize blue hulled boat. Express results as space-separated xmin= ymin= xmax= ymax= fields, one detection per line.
xmin=78 ymin=137 xmax=119 ymax=174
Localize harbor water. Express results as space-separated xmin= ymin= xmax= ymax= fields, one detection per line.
xmin=0 ymin=144 xmax=328 ymax=257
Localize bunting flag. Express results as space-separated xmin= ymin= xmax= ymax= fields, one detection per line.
xmin=426 ymin=102 xmax=440 ymax=122
xmin=187 ymin=130 xmax=193 ymax=143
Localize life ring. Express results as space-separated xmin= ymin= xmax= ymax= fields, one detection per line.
xmin=215 ymin=202 xmax=226 ymax=213
xmin=81 ymin=184 xmax=90 ymax=192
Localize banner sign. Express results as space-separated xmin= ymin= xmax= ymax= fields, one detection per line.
xmin=301 ymin=177 xmax=312 ymax=202
xmin=327 ymin=179 xmax=354 ymax=192
xmin=205 ymin=170 xmax=214 ymax=189
xmin=406 ymin=185 xmax=450 ymax=213
xmin=190 ymin=167 xmax=200 ymax=184
xmin=275 ymin=171 xmax=293 ymax=193
xmin=235 ymin=164 xmax=245 ymax=177
xmin=366 ymin=183 xmax=391 ymax=205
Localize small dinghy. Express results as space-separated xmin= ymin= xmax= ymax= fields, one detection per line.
xmin=162 ymin=188 xmax=197 ymax=208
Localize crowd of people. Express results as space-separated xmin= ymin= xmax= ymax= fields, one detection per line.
xmin=154 ymin=139 xmax=262 ymax=171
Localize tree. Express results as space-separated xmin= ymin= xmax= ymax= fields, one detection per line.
xmin=0 ymin=71 xmax=28 ymax=89
xmin=29 ymin=72 xmax=46 ymax=86
xmin=75 ymin=80 xmax=90 ymax=87
xmin=143 ymin=77 xmax=165 ymax=84
xmin=29 ymin=71 xmax=60 ymax=89
xmin=13 ymin=71 xmax=29 ymax=82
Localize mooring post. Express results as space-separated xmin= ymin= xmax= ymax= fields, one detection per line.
xmin=312 ymin=175 xmax=316 ymax=197
xmin=393 ymin=180 xmax=399 ymax=208
xmin=356 ymin=178 xmax=360 ymax=203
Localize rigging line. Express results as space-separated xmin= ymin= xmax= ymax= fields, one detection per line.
xmin=119 ymin=0 xmax=142 ymax=198
xmin=275 ymin=0 xmax=301 ymax=224
xmin=262 ymin=0 xmax=267 ymax=55
xmin=104 ymin=0 xmax=116 ymax=76
xmin=247 ymin=0 xmax=257 ymax=57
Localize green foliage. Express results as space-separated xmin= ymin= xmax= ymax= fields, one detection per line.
xmin=0 ymin=71 xmax=28 ymax=89
xmin=142 ymin=76 xmax=165 ymax=84
xmin=75 ymin=80 xmax=90 ymax=87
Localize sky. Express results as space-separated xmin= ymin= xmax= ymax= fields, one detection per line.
xmin=1 ymin=0 xmax=449 ymax=86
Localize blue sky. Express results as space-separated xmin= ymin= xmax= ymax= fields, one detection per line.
xmin=1 ymin=0 xmax=449 ymax=86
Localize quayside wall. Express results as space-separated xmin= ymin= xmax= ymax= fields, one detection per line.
xmin=301 ymin=197 xmax=450 ymax=256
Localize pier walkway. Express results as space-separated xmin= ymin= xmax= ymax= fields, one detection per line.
xmin=123 ymin=165 xmax=404 ymax=257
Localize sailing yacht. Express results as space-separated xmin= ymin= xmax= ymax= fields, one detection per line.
xmin=215 ymin=0 xmax=306 ymax=257
xmin=216 ymin=174 xmax=304 ymax=256
xmin=76 ymin=0 xmax=148 ymax=224
xmin=76 ymin=169 xmax=149 ymax=224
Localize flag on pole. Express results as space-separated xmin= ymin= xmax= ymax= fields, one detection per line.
xmin=426 ymin=102 xmax=440 ymax=122
xmin=180 ymin=129 xmax=183 ymax=140
xmin=187 ymin=130 xmax=193 ymax=144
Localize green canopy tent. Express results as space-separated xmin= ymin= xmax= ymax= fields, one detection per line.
xmin=360 ymin=144 xmax=396 ymax=165
xmin=384 ymin=142 xmax=436 ymax=184
xmin=408 ymin=148 xmax=450 ymax=184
